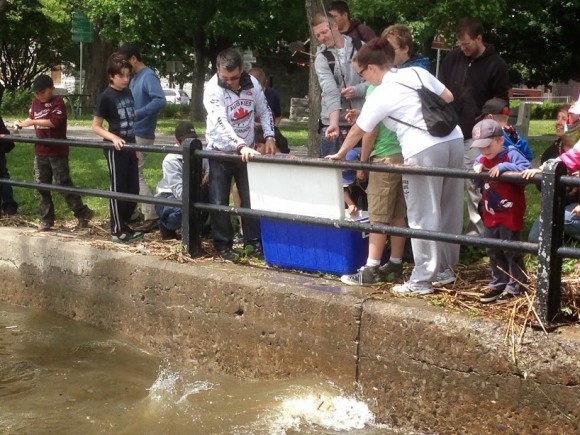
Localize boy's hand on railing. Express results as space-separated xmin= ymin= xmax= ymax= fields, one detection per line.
xmin=110 ymin=136 xmax=125 ymax=151
xmin=473 ymin=163 xmax=484 ymax=174
xmin=521 ymin=168 xmax=541 ymax=180
xmin=488 ymin=166 xmax=501 ymax=178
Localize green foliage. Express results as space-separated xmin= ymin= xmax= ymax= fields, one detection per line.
xmin=346 ymin=0 xmax=580 ymax=87
xmin=0 ymin=89 xmax=33 ymax=116
xmin=529 ymin=103 xmax=573 ymax=121
xmin=159 ymin=104 xmax=191 ymax=120
xmin=0 ymin=0 xmax=76 ymax=90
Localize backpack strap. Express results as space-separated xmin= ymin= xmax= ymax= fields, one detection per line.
xmin=321 ymin=38 xmax=363 ymax=76
xmin=387 ymin=68 xmax=428 ymax=132
xmin=321 ymin=50 xmax=336 ymax=75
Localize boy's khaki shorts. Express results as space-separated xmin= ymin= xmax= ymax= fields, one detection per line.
xmin=366 ymin=154 xmax=406 ymax=223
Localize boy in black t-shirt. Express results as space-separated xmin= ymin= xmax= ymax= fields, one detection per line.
xmin=92 ymin=52 xmax=142 ymax=243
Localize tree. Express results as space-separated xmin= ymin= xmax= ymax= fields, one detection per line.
xmin=0 ymin=0 xmax=76 ymax=90
xmin=347 ymin=0 xmax=580 ymax=87
xmin=75 ymin=0 xmax=307 ymax=120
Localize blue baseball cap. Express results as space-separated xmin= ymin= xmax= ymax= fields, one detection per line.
xmin=342 ymin=148 xmax=361 ymax=186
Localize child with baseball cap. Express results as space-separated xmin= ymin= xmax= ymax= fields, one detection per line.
xmin=478 ymin=97 xmax=533 ymax=161
xmin=471 ymin=119 xmax=531 ymax=303
xmin=15 ymin=74 xmax=94 ymax=230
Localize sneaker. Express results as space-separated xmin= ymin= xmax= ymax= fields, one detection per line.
xmin=392 ymin=281 xmax=434 ymax=295
xmin=378 ymin=261 xmax=403 ymax=281
xmin=217 ymin=247 xmax=240 ymax=262
xmin=341 ymin=265 xmax=381 ymax=286
xmin=432 ymin=269 xmax=456 ymax=286
xmin=134 ymin=218 xmax=160 ymax=233
xmin=38 ymin=221 xmax=53 ymax=231
xmin=496 ymin=291 xmax=522 ymax=304
xmin=480 ymin=288 xmax=504 ymax=303
xmin=112 ymin=230 xmax=144 ymax=244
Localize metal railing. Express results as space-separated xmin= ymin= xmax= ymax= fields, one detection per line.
xmin=0 ymin=134 xmax=578 ymax=326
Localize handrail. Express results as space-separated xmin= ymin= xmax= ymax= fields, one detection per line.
xmin=0 ymin=134 xmax=578 ymax=326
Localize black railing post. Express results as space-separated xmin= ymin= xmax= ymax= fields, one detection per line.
xmin=181 ymin=138 xmax=203 ymax=257
xmin=536 ymin=159 xmax=567 ymax=324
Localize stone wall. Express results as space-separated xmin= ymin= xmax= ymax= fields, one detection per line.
xmin=0 ymin=227 xmax=578 ymax=433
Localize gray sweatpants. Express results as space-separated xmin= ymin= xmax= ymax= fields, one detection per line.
xmin=464 ymin=139 xmax=484 ymax=236
xmin=403 ymin=138 xmax=464 ymax=284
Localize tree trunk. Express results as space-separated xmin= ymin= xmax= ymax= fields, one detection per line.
xmin=306 ymin=0 xmax=322 ymax=157
xmin=191 ymin=39 xmax=207 ymax=122
xmin=83 ymin=22 xmax=113 ymax=104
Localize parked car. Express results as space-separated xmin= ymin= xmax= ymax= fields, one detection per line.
xmin=163 ymin=88 xmax=190 ymax=105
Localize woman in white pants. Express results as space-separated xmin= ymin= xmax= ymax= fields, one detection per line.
xmin=326 ymin=37 xmax=464 ymax=295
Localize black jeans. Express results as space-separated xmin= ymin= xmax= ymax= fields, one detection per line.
xmin=208 ymin=158 xmax=260 ymax=250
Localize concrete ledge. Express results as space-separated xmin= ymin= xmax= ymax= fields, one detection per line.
xmin=0 ymin=227 xmax=578 ymax=432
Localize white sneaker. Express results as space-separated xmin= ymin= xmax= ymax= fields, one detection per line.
xmin=432 ymin=269 xmax=456 ymax=286
xmin=392 ymin=281 xmax=433 ymax=295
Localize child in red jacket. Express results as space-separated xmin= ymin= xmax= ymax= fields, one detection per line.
xmin=15 ymin=75 xmax=93 ymax=230
xmin=471 ymin=119 xmax=531 ymax=303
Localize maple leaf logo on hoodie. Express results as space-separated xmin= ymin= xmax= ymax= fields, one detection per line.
xmin=233 ymin=107 xmax=250 ymax=121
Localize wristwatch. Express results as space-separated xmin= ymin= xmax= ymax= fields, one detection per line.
xmin=265 ymin=136 xmax=276 ymax=143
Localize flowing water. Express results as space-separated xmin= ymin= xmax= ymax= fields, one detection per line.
xmin=0 ymin=303 xmax=396 ymax=434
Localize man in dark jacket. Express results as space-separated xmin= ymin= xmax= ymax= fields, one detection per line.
xmin=440 ymin=17 xmax=509 ymax=237
xmin=0 ymin=80 xmax=18 ymax=215
xmin=328 ymin=1 xmax=376 ymax=42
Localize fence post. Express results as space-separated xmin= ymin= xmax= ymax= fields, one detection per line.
xmin=536 ymin=159 xmax=567 ymax=324
xmin=181 ymin=138 xmax=203 ymax=257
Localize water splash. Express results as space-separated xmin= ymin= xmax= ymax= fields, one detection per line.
xmin=147 ymin=367 xmax=214 ymax=407
xmin=270 ymin=392 xmax=376 ymax=433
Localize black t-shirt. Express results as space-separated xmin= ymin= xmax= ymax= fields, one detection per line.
xmin=94 ymin=86 xmax=136 ymax=142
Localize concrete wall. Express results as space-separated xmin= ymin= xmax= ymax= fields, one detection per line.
xmin=0 ymin=227 xmax=578 ymax=433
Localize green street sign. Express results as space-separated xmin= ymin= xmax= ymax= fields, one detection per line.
xmin=72 ymin=32 xmax=94 ymax=43
xmin=71 ymin=11 xmax=93 ymax=43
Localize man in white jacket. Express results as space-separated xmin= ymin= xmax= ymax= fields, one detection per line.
xmin=203 ymin=48 xmax=277 ymax=262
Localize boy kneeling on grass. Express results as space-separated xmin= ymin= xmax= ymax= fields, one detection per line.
xmin=154 ymin=121 xmax=209 ymax=240
xmin=92 ymin=53 xmax=142 ymax=244
xmin=471 ymin=119 xmax=531 ymax=303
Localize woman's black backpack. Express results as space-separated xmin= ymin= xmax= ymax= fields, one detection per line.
xmin=389 ymin=68 xmax=458 ymax=138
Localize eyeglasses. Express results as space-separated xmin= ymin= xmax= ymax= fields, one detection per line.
xmin=219 ymin=74 xmax=241 ymax=83
xmin=357 ymin=65 xmax=368 ymax=77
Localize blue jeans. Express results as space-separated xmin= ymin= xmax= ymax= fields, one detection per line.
xmin=485 ymin=225 xmax=527 ymax=294
xmin=319 ymin=126 xmax=349 ymax=157
xmin=208 ymin=158 xmax=260 ymax=250
xmin=528 ymin=203 xmax=580 ymax=243
xmin=155 ymin=196 xmax=182 ymax=231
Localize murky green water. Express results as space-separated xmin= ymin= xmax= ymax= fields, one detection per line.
xmin=0 ymin=303 xmax=395 ymax=434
